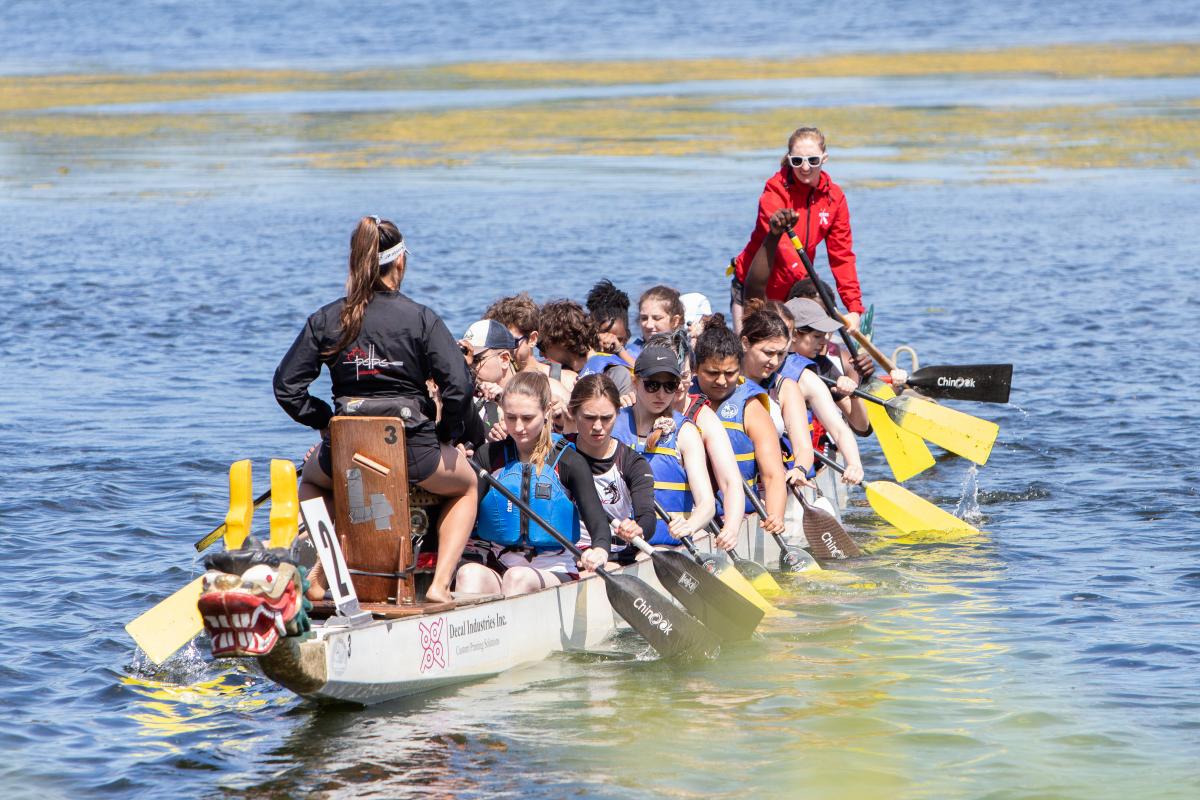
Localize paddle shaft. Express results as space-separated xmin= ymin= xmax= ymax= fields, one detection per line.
xmin=819 ymin=374 xmax=894 ymax=409
xmin=741 ymin=479 xmax=813 ymax=571
xmin=786 ymin=228 xmax=859 ymax=356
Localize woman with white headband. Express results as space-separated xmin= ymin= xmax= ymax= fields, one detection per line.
xmin=273 ymin=215 xmax=478 ymax=604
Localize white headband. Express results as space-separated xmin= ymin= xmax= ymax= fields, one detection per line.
xmin=379 ymin=241 xmax=407 ymax=266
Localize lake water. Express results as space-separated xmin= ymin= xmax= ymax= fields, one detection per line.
xmin=1 ymin=3 xmax=1198 ymax=798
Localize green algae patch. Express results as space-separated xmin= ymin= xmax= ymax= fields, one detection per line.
xmin=2 ymin=41 xmax=1197 ymax=180
xmin=437 ymin=42 xmax=1200 ymax=85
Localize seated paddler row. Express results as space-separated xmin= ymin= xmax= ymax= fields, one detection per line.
xmin=273 ymin=214 xmax=884 ymax=604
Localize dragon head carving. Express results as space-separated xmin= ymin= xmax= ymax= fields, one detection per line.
xmin=199 ymin=540 xmax=312 ymax=658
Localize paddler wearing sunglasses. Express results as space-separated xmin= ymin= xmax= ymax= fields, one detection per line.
xmin=729 ymin=126 xmax=865 ymax=335
xmin=610 ymin=346 xmax=717 ymax=546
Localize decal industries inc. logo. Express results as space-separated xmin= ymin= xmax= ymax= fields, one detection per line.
xmin=676 ymin=572 xmax=699 ymax=595
xmin=419 ymin=617 xmax=447 ymax=673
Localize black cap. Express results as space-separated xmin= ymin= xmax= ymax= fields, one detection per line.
xmin=634 ymin=346 xmax=682 ymax=378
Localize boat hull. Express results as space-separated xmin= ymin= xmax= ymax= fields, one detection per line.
xmin=258 ymin=521 xmax=795 ymax=706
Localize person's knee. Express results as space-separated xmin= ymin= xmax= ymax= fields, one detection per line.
xmin=500 ymin=569 xmax=539 ymax=597
xmin=455 ymin=563 xmax=498 ymax=594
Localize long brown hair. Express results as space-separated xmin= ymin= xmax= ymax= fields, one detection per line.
xmin=325 ymin=216 xmax=404 ymax=357
xmin=504 ymin=370 xmax=554 ymax=470
xmin=568 ymin=373 xmax=620 ymax=418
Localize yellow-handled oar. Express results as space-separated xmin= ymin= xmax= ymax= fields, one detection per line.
xmin=861 ymin=377 xmax=936 ymax=482
xmin=127 ymin=460 xmax=298 ymax=665
xmin=785 ymin=227 xmax=998 ymax=466
xmin=675 ymin=532 xmax=787 ymax=616
xmin=820 ymin=375 xmax=998 ymax=466
xmin=814 ymin=451 xmax=977 ymax=537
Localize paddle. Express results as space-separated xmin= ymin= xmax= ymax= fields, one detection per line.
xmin=894 ymin=364 xmax=1012 ymax=404
xmin=860 ymin=377 xmax=936 ymax=482
xmin=813 ymin=451 xmax=978 ymax=536
xmin=703 ymin=518 xmax=784 ymax=597
xmin=474 ymin=464 xmax=720 ymax=659
xmin=612 ymin=503 xmax=765 ymax=641
xmin=741 ymin=479 xmax=819 ymax=572
xmin=787 ymin=483 xmax=862 ymax=560
xmin=839 ymin=321 xmax=1012 ymax=403
xmin=128 ymin=459 xmax=306 ymax=665
xmin=782 ymin=230 xmax=936 ymax=481
xmin=671 ymin=528 xmax=783 ymax=616
xmin=819 ymin=375 xmax=998 ymax=466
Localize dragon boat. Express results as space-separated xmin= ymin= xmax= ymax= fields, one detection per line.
xmin=195 ymin=416 xmax=821 ymax=707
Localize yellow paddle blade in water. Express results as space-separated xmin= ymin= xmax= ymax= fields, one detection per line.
xmin=716 ymin=563 xmax=791 ymax=617
xmin=125 ymin=577 xmax=205 ymax=665
xmin=863 ymin=380 xmax=935 ymax=482
xmin=886 ymin=394 xmax=999 ymax=466
xmin=224 ymin=459 xmax=254 ymax=549
xmin=863 ymin=479 xmax=979 ymax=536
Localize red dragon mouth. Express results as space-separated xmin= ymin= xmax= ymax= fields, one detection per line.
xmin=199 ymin=582 xmax=298 ymax=657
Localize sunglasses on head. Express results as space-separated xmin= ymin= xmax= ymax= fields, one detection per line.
xmin=642 ymin=378 xmax=680 ymax=394
xmin=788 ymin=154 xmax=824 ymax=168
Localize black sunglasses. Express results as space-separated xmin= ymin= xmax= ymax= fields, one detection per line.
xmin=642 ymin=378 xmax=680 ymax=394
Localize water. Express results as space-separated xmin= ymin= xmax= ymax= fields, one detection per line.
xmin=2 ymin=3 xmax=1200 ymax=798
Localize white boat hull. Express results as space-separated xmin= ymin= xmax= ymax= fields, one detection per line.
xmin=259 ymin=521 xmax=796 ymax=706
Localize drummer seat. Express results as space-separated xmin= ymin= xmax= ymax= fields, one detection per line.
xmin=328 ymin=416 xmax=441 ymax=605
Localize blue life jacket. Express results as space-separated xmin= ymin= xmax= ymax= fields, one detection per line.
xmin=713 ymin=378 xmax=769 ymax=515
xmin=475 ymin=437 xmax=580 ymax=551
xmin=770 ymin=357 xmax=819 ymax=478
xmin=612 ymin=407 xmax=695 ymax=545
xmin=625 ymin=338 xmax=645 ymax=359
xmin=578 ymin=352 xmax=631 ymax=380
xmin=778 ymin=353 xmax=817 ymax=384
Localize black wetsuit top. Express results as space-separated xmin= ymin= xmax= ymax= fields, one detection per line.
xmin=273 ymin=290 xmax=473 ymax=442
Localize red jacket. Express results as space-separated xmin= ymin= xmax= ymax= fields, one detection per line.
xmin=733 ymin=168 xmax=864 ymax=313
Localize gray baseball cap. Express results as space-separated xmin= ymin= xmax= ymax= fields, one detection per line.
xmin=784 ymin=298 xmax=842 ymax=332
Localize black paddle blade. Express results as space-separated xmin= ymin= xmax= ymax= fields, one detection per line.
xmin=796 ymin=494 xmax=863 ymax=560
xmin=650 ymin=550 xmax=764 ymax=641
xmin=599 ymin=570 xmax=721 ymax=659
xmin=907 ymin=364 xmax=1012 ymax=403
xmin=773 ymin=535 xmax=819 ymax=572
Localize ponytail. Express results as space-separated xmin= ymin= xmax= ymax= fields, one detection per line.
xmin=325 ymin=215 xmax=403 ymax=357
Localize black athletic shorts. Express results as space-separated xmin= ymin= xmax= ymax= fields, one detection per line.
xmin=316 ymin=422 xmax=442 ymax=483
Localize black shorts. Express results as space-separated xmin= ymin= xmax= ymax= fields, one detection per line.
xmin=730 ymin=276 xmax=744 ymax=307
xmin=316 ymin=423 xmax=442 ymax=483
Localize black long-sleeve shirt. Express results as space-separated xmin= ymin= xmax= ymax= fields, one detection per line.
xmin=273 ymin=290 xmax=473 ymax=442
xmin=574 ymin=439 xmax=657 ymax=542
xmin=473 ymin=439 xmax=613 ymax=554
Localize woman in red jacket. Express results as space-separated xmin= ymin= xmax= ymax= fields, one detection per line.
xmin=730 ymin=126 xmax=865 ymax=333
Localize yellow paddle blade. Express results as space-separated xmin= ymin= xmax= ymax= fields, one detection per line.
xmin=223 ymin=459 xmax=253 ymax=550
xmin=887 ymin=395 xmax=999 ymax=466
xmin=268 ymin=459 xmax=299 ymax=549
xmin=863 ymin=479 xmax=979 ymax=536
xmin=716 ymin=563 xmax=790 ymax=616
xmin=863 ymin=380 xmax=935 ymax=482
xmin=748 ymin=566 xmax=784 ymax=598
xmin=124 ymin=577 xmax=204 ymax=665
